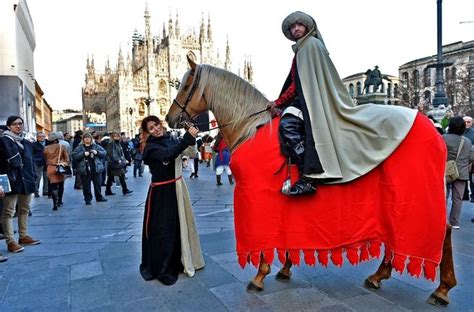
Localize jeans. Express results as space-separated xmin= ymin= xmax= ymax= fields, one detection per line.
xmin=80 ymin=172 xmax=103 ymax=202
xmin=133 ymin=159 xmax=143 ymax=177
xmin=447 ymin=180 xmax=465 ymax=226
xmin=34 ymin=164 xmax=48 ymax=195
xmin=2 ymin=194 xmax=32 ymax=244
xmin=106 ymin=174 xmax=128 ymax=194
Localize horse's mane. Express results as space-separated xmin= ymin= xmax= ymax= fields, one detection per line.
xmin=190 ymin=65 xmax=272 ymax=147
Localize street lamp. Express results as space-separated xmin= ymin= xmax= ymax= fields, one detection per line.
xmin=428 ymin=0 xmax=453 ymax=108
xmin=127 ymin=107 xmax=136 ymax=137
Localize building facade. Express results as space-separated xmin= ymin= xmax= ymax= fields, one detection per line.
xmin=398 ymin=40 xmax=474 ymax=115
xmin=342 ymin=71 xmax=400 ymax=105
xmin=0 ymin=0 xmax=36 ymax=132
xmin=34 ymin=81 xmax=52 ymax=134
xmin=53 ymin=114 xmax=83 ymax=136
xmin=82 ymin=5 xmax=253 ymax=136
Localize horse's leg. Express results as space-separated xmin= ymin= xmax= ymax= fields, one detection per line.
xmin=364 ymin=258 xmax=392 ymax=290
xmin=246 ymin=255 xmax=271 ymax=292
xmin=427 ymin=225 xmax=457 ymax=306
xmin=276 ymin=256 xmax=293 ymax=281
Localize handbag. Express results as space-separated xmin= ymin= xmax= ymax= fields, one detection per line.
xmin=445 ymin=138 xmax=464 ymax=183
xmin=55 ymin=144 xmax=72 ymax=177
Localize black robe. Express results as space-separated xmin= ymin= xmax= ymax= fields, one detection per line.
xmin=140 ymin=132 xmax=195 ymax=285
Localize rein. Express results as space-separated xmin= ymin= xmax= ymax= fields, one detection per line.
xmin=189 ymin=106 xmax=271 ymax=133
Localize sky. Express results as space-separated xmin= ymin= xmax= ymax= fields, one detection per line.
xmin=26 ymin=0 xmax=474 ymax=111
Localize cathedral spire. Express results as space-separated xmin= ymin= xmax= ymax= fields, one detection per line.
xmin=224 ymin=37 xmax=231 ymax=70
xmin=175 ymin=10 xmax=180 ymax=38
xmin=118 ymin=47 xmax=125 ymax=73
xmin=207 ymin=14 xmax=213 ymax=42
xmin=168 ymin=11 xmax=174 ymax=38
xmin=144 ymin=2 xmax=152 ymax=43
xmin=199 ymin=13 xmax=206 ymax=43
xmin=162 ymin=22 xmax=166 ymax=38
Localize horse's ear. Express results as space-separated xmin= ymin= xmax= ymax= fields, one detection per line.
xmin=187 ymin=55 xmax=196 ymax=71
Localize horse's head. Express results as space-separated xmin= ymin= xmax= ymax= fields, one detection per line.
xmin=166 ymin=55 xmax=207 ymax=129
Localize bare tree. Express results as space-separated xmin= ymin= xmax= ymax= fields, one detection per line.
xmin=446 ymin=66 xmax=472 ymax=116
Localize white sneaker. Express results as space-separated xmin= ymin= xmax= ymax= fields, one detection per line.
xmin=452 ymin=225 xmax=460 ymax=230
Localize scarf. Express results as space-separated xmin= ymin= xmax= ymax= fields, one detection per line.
xmin=3 ymin=130 xmax=25 ymax=150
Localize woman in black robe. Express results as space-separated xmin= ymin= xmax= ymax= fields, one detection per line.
xmin=140 ymin=115 xmax=204 ymax=285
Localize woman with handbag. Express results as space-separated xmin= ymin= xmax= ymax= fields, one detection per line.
xmin=44 ymin=132 xmax=70 ymax=211
xmin=105 ymin=132 xmax=133 ymax=196
xmin=443 ymin=117 xmax=474 ymax=229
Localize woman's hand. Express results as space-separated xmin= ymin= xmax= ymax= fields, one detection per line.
xmin=187 ymin=126 xmax=199 ymax=138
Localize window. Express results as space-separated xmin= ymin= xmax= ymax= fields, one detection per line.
xmin=413 ymin=70 xmax=419 ymax=89
xmin=356 ymin=82 xmax=362 ymax=95
xmin=445 ymin=68 xmax=450 ymax=81
xmin=349 ymin=83 xmax=354 ymax=97
xmin=387 ymin=83 xmax=392 ymax=97
xmin=394 ymin=84 xmax=399 ymax=98
xmin=402 ymin=72 xmax=409 ymax=88
xmin=423 ymin=67 xmax=431 ymax=87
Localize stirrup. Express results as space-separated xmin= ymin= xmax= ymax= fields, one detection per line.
xmin=288 ymin=179 xmax=317 ymax=196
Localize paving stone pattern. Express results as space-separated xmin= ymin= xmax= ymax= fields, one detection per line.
xmin=0 ymin=164 xmax=473 ymax=311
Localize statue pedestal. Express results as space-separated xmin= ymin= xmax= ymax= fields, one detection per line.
xmin=356 ymin=93 xmax=387 ymax=105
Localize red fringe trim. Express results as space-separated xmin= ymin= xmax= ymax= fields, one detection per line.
xmin=236 ymin=241 xmax=440 ymax=281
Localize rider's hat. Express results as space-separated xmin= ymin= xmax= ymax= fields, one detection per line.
xmin=281 ymin=11 xmax=326 ymax=48
xmin=282 ymin=11 xmax=315 ymax=41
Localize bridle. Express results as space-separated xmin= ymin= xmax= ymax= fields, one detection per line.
xmin=171 ymin=65 xmax=271 ymax=133
xmin=172 ymin=66 xmax=203 ymax=129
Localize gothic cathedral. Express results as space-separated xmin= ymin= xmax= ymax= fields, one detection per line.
xmin=82 ymin=4 xmax=253 ymax=135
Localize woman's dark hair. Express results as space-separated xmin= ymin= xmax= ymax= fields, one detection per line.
xmin=448 ymin=116 xmax=466 ymax=135
xmin=6 ymin=116 xmax=23 ymax=126
xmin=141 ymin=115 xmax=162 ymax=134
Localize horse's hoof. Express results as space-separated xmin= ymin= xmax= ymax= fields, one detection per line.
xmin=363 ymin=278 xmax=380 ymax=290
xmin=275 ymin=271 xmax=292 ymax=281
xmin=246 ymin=281 xmax=263 ymax=293
xmin=427 ymin=292 xmax=449 ymax=306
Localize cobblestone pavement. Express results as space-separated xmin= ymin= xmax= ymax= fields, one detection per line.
xmin=0 ymin=164 xmax=473 ymax=311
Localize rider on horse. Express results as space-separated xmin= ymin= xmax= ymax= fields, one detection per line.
xmin=268 ymin=11 xmax=415 ymax=196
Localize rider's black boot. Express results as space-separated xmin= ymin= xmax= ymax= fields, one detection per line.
xmin=288 ymin=177 xmax=317 ymax=196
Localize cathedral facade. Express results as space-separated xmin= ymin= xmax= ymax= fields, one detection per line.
xmin=82 ymin=5 xmax=253 ymax=135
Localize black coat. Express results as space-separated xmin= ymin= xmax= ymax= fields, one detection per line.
xmin=31 ymin=141 xmax=46 ymax=167
xmin=139 ymin=132 xmax=195 ymax=284
xmin=0 ymin=136 xmax=36 ymax=195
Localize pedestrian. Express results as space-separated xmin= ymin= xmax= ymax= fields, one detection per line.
xmin=443 ymin=117 xmax=474 ymax=229
xmin=72 ymin=130 xmax=84 ymax=190
xmin=132 ymin=134 xmax=144 ymax=177
xmin=140 ymin=115 xmax=204 ymax=285
xmin=441 ymin=109 xmax=453 ymax=132
xmin=0 ymin=186 xmax=7 ymax=262
xmin=44 ymin=132 xmax=70 ymax=211
xmin=31 ymin=132 xmax=47 ymax=197
xmin=462 ymin=116 xmax=474 ymax=202
xmin=99 ymin=134 xmax=111 ymax=186
xmin=213 ymin=132 xmax=234 ymax=186
xmin=266 ymin=11 xmax=417 ymax=196
xmin=105 ymin=132 xmax=133 ymax=196
xmin=190 ymin=136 xmax=202 ymax=178
xmin=71 ymin=133 xmax=108 ymax=205
xmin=0 ymin=116 xmax=40 ymax=253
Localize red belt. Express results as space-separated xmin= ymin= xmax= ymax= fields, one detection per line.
xmin=145 ymin=176 xmax=182 ymax=239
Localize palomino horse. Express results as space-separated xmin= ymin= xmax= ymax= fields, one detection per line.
xmin=166 ymin=56 xmax=456 ymax=307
